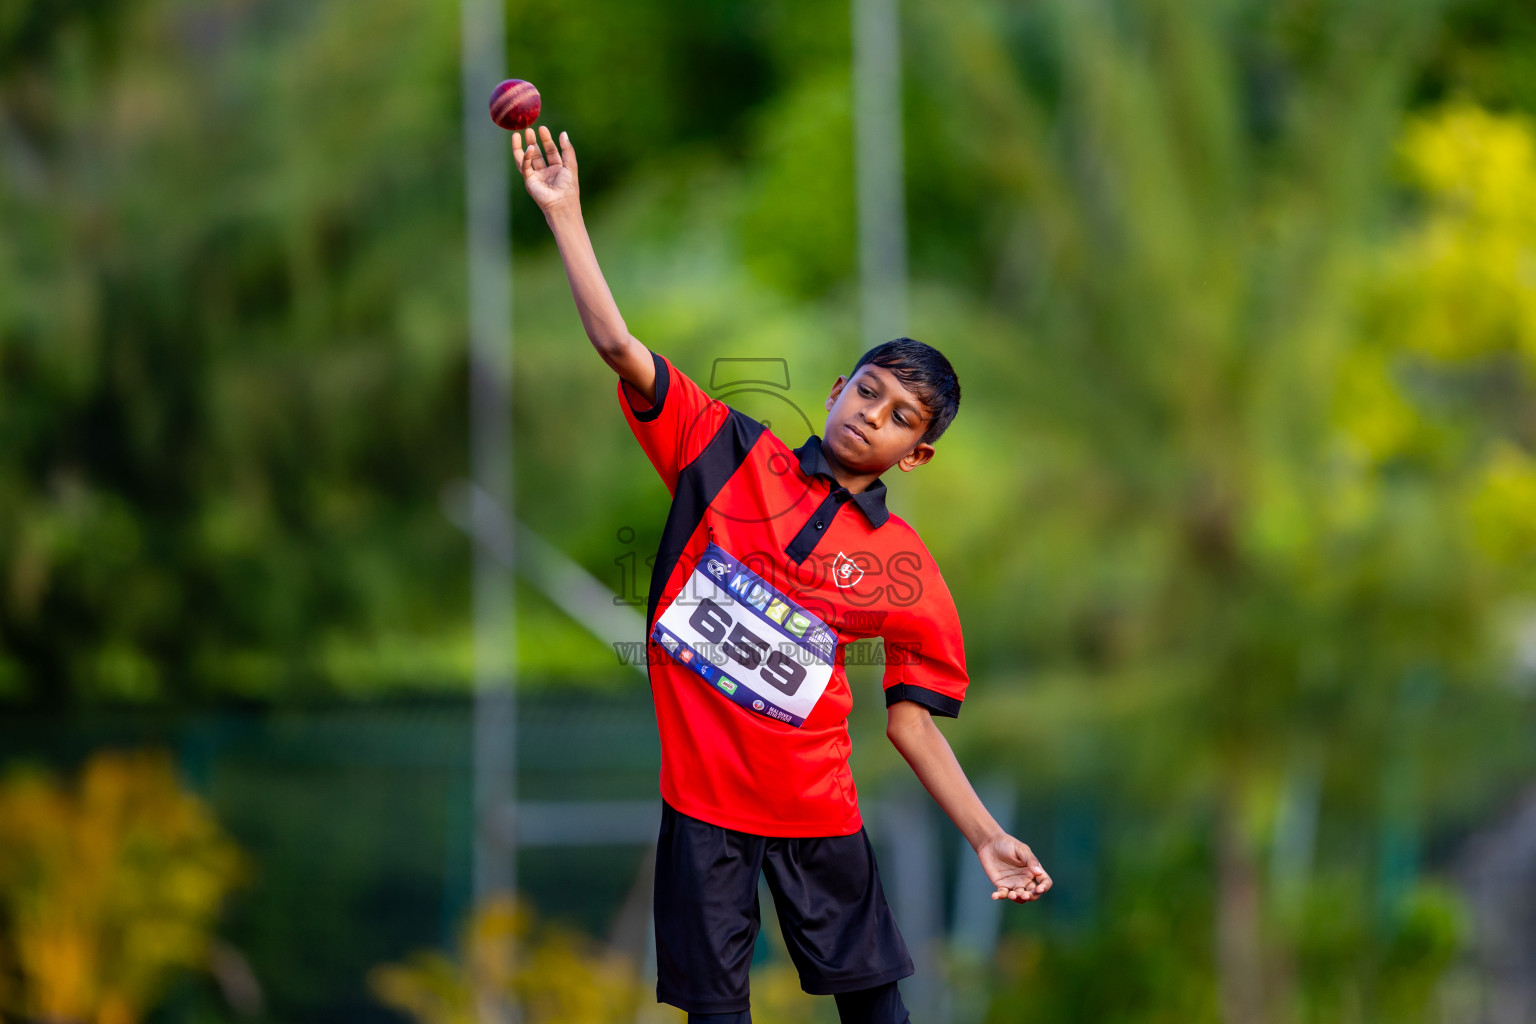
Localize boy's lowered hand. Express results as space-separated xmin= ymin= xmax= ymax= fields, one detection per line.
xmin=513 ymin=125 xmax=579 ymax=215
xmin=977 ymin=832 xmax=1052 ymax=904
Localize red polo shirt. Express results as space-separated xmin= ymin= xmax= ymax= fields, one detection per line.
xmin=621 ymin=352 xmax=969 ymax=837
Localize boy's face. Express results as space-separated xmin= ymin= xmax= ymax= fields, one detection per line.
xmin=821 ymin=364 xmax=937 ymax=476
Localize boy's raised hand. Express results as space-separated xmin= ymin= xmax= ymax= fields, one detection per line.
xmin=514 ymin=125 xmax=579 ymax=214
xmin=978 ymin=833 xmax=1052 ymax=903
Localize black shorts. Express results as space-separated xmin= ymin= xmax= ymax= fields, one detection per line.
xmin=653 ymin=800 xmax=914 ymax=1014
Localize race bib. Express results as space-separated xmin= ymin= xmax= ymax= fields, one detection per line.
xmin=651 ymin=543 xmax=838 ymax=727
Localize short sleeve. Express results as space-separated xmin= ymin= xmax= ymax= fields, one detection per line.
xmin=880 ymin=560 xmax=969 ymax=718
xmin=618 ymin=352 xmax=731 ymax=495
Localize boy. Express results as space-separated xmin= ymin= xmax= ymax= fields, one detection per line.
xmin=513 ymin=126 xmax=1051 ymax=1024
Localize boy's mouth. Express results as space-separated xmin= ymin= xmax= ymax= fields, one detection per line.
xmin=842 ymin=423 xmax=870 ymax=445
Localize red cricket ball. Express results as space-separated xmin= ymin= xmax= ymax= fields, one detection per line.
xmin=488 ymin=79 xmax=540 ymax=132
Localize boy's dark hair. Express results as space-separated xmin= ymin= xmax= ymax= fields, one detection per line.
xmin=849 ymin=338 xmax=961 ymax=446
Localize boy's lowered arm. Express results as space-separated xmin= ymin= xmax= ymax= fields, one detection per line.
xmin=887 ymin=701 xmax=1052 ymax=904
xmin=513 ymin=126 xmax=657 ymax=405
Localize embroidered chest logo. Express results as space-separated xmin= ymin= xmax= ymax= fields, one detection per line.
xmin=831 ymin=551 xmax=866 ymax=589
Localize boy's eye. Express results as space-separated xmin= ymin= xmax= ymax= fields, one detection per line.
xmin=895 ymin=414 xmax=907 ymax=426
xmin=858 ymin=386 xmax=874 ymax=398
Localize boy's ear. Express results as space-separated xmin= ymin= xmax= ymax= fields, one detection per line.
xmin=825 ymin=374 xmax=849 ymax=411
xmin=897 ymin=442 xmax=936 ymax=472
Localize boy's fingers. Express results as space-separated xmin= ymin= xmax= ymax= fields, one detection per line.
xmin=990 ymin=872 xmax=1051 ymax=902
xmin=524 ymin=129 xmax=545 ymax=170
xmin=539 ymin=125 xmax=561 ymax=166
xmin=559 ymin=131 xmax=577 ymax=174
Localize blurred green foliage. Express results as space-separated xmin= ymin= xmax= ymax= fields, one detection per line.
xmin=4 ymin=0 xmax=1536 ymax=1021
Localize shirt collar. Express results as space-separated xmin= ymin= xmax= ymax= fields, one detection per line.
xmin=792 ymin=435 xmax=890 ymax=528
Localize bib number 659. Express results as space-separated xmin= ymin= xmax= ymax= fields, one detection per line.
xmin=689 ymin=598 xmax=807 ymax=696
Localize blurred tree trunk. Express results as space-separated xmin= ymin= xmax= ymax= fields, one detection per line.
xmin=1217 ymin=787 xmax=1266 ymax=1024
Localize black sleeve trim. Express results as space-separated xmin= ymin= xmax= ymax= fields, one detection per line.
xmin=645 ymin=408 xmax=765 ymax=628
xmin=623 ymin=351 xmax=670 ymax=422
xmin=884 ymin=683 xmax=962 ymax=719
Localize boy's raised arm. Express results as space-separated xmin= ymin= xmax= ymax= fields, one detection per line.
xmin=513 ymin=126 xmax=657 ymax=405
